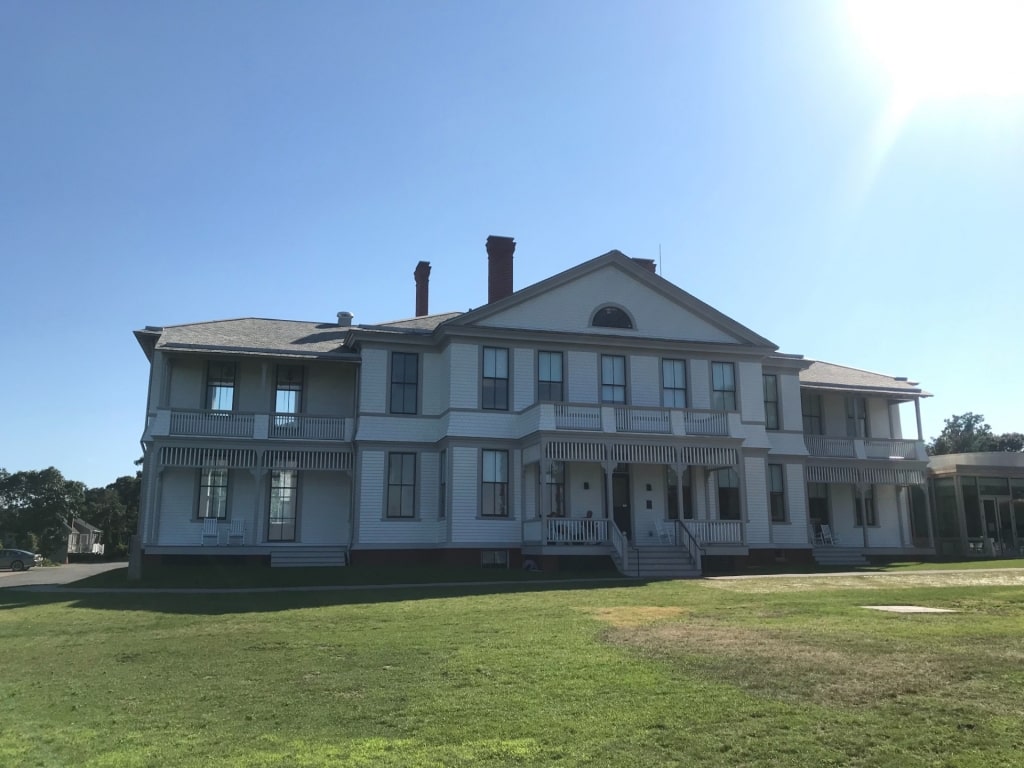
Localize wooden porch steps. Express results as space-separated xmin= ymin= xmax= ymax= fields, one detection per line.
xmin=270 ymin=546 xmax=349 ymax=568
xmin=812 ymin=547 xmax=870 ymax=568
xmin=611 ymin=544 xmax=701 ymax=579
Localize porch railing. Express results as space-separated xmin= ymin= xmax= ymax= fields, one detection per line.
xmin=680 ymin=410 xmax=729 ymax=436
xmin=553 ymin=404 xmax=602 ymax=431
xmin=682 ymin=519 xmax=744 ymax=545
xmin=804 ymin=435 xmax=856 ymax=458
xmin=864 ymin=438 xmax=919 ymax=460
xmin=269 ymin=414 xmax=347 ymax=441
xmin=545 ymin=517 xmax=607 ymax=545
xmin=615 ymin=407 xmax=670 ymax=434
xmin=170 ymin=410 xmax=255 ymax=438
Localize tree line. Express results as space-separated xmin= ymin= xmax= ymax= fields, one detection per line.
xmin=927 ymin=413 xmax=1024 ymax=456
xmin=0 ymin=468 xmax=139 ymax=559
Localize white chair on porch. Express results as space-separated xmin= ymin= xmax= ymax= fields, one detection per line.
xmin=655 ymin=520 xmax=674 ymax=545
xmin=817 ymin=524 xmax=838 ymax=546
xmin=228 ymin=519 xmax=245 ymax=546
xmin=201 ymin=518 xmax=219 ymax=546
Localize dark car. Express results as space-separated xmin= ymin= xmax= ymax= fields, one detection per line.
xmin=0 ymin=548 xmax=43 ymax=571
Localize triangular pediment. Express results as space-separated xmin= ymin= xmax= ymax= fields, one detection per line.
xmin=445 ymin=251 xmax=775 ymax=349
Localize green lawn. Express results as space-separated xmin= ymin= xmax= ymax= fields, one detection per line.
xmin=3 ymin=571 xmax=1024 ymax=767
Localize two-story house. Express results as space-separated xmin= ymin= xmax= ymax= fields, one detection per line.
xmin=134 ymin=236 xmax=932 ymax=575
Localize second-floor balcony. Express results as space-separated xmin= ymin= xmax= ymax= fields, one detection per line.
xmin=146 ymin=409 xmax=352 ymax=442
xmin=522 ymin=403 xmax=737 ymax=438
xmin=804 ymin=435 xmax=927 ymax=461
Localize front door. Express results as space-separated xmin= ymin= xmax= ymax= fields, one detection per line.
xmin=612 ymin=469 xmax=632 ymax=539
xmin=982 ymin=497 xmax=1016 ymax=556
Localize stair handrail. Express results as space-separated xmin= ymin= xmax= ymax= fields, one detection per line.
xmin=610 ymin=523 xmax=629 ymax=573
xmin=672 ymin=519 xmax=704 ymax=575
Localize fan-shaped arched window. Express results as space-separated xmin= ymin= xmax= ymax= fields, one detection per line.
xmin=591 ymin=306 xmax=633 ymax=329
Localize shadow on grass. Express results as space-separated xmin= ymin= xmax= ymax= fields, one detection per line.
xmin=0 ymin=573 xmax=657 ymax=615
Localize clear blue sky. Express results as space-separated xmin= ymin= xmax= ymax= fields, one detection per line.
xmin=2 ymin=1 xmax=1022 ymax=488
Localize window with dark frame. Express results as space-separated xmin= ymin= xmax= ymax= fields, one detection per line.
xmin=807 ymin=482 xmax=830 ymax=524
xmin=802 ymin=391 xmax=823 ymax=435
xmin=438 ymin=449 xmax=447 ymax=520
xmin=547 ymin=460 xmax=565 ymax=517
xmin=268 ymin=469 xmax=298 ymax=541
xmin=481 ymin=449 xmax=509 ymax=517
xmin=666 ymin=467 xmax=693 ymax=520
xmin=855 ymin=485 xmax=877 ymax=527
xmin=197 ymin=466 xmax=229 ymax=519
xmin=591 ymin=306 xmax=633 ymax=329
xmin=386 ymin=453 xmax=416 ymax=518
xmin=274 ymin=365 xmax=303 ymax=429
xmin=717 ymin=468 xmax=741 ymax=520
xmin=537 ymin=351 xmax=564 ymax=402
xmin=768 ymin=464 xmax=786 ymax=522
xmin=206 ymin=361 xmax=236 ymax=410
xmin=601 ymin=355 xmax=627 ymax=404
xmin=662 ymin=359 xmax=687 ymax=408
xmin=389 ymin=352 xmax=419 ymax=415
xmin=711 ymin=362 xmax=736 ymax=411
xmin=763 ymin=374 xmax=780 ymax=430
xmin=482 ymin=347 xmax=509 ymax=410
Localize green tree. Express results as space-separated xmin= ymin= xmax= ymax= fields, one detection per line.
xmin=0 ymin=467 xmax=85 ymax=556
xmin=927 ymin=413 xmax=1024 ymax=456
xmin=84 ymin=473 xmax=140 ymax=558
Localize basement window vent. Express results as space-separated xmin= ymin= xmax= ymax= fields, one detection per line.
xmin=481 ymin=550 xmax=509 ymax=569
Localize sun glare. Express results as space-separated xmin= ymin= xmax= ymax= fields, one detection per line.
xmin=847 ymin=0 xmax=1024 ymax=110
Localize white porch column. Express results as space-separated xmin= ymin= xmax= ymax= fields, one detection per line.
xmin=914 ymin=398 xmax=924 ymax=442
xmin=858 ymin=483 xmax=869 ymax=549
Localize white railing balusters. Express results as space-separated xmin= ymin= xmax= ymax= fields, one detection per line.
xmin=682 ymin=519 xmax=744 ymax=545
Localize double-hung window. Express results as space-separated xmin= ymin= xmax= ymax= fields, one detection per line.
xmin=482 ymin=347 xmax=509 ymax=410
xmin=390 ymin=352 xmax=419 ymax=414
xmin=206 ymin=362 xmax=236 ymax=410
xmin=274 ymin=365 xmax=303 ymax=429
xmin=481 ymin=450 xmax=509 ymax=517
xmin=268 ymin=469 xmax=298 ymax=541
xmin=768 ymin=464 xmax=786 ymax=522
xmin=716 ymin=468 xmax=741 ymax=520
xmin=537 ymin=351 xmax=563 ymax=402
xmin=846 ymin=397 xmax=869 ymax=438
xmin=601 ymin=355 xmax=626 ymax=404
xmin=197 ymin=465 xmax=229 ymax=519
xmin=802 ymin=392 xmax=823 ymax=435
xmin=386 ymin=453 xmax=416 ymax=519
xmin=855 ymin=485 xmax=876 ymax=527
xmin=711 ymin=362 xmax=736 ymax=411
xmin=662 ymin=359 xmax=687 ymax=408
xmin=547 ymin=460 xmax=565 ymax=517
xmin=763 ymin=374 xmax=780 ymax=430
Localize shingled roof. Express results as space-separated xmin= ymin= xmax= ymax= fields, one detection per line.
xmin=136 ymin=318 xmax=359 ymax=360
xmin=800 ymin=361 xmax=930 ymax=399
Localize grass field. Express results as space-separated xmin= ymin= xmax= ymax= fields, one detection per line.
xmin=3 ymin=569 xmax=1024 ymax=767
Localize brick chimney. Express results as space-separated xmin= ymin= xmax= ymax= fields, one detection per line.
xmin=632 ymin=258 xmax=657 ymax=274
xmin=486 ymin=235 xmax=516 ymax=303
xmin=414 ymin=260 xmax=431 ymax=317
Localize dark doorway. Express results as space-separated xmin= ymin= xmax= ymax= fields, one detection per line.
xmin=612 ymin=467 xmax=631 ymax=539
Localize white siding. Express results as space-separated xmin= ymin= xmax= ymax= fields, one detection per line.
xmin=567 ymin=350 xmax=598 ymax=402
xmin=568 ymin=464 xmax=605 ymax=518
xmin=779 ymin=372 xmax=803 ymax=432
xmin=235 ymin=361 xmax=269 ymax=412
xmin=299 ymin=472 xmax=350 ymax=545
xmin=356 ymin=450 xmax=443 ymax=546
xmin=422 ymin=351 xmax=446 ymax=416
xmin=744 ymin=456 xmax=769 ymax=545
xmin=690 ymin=360 xmax=711 ymax=409
xmin=632 ymin=465 xmax=668 ymax=544
xmin=772 ymin=464 xmax=810 ymax=546
xmin=155 ymin=469 xmax=255 ymax=546
xmin=514 ymin=347 xmax=534 ymax=411
xmin=169 ymin=358 xmax=204 ymax=409
xmin=476 ymin=263 xmax=740 ymax=343
xmin=450 ymin=447 xmax=521 ymax=544
xmin=868 ymin=399 xmax=890 ymax=439
xmin=868 ymin=484 xmax=904 ymax=547
xmin=449 ymin=344 xmax=478 ymax=409
xmin=359 ymin=348 xmax=388 ymax=414
xmin=738 ymin=361 xmax=764 ymax=423
xmin=305 ymin=365 xmax=356 ymax=417
xmin=629 ymin=355 xmax=660 ymax=407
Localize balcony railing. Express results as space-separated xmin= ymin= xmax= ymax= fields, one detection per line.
xmin=544 ymin=517 xmax=608 ymax=544
xmin=542 ymin=404 xmax=732 ymax=438
xmin=152 ymin=409 xmax=350 ymax=442
xmin=805 ymin=435 xmax=924 ymax=461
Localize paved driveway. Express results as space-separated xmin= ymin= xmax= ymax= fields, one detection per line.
xmin=0 ymin=561 xmax=127 ymax=588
